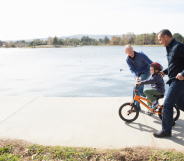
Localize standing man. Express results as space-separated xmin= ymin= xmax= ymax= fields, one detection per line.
xmin=153 ymin=29 xmax=184 ymax=138
xmin=125 ymin=45 xmax=153 ymax=110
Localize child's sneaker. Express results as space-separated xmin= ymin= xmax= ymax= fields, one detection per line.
xmin=151 ymin=100 xmax=158 ymax=109
xmin=145 ymin=101 xmax=158 ymax=115
xmin=145 ymin=109 xmax=154 ymax=115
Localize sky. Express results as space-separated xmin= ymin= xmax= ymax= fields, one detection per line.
xmin=1 ymin=0 xmax=184 ymax=40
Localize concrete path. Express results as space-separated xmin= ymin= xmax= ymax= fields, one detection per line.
xmin=0 ymin=97 xmax=184 ymax=152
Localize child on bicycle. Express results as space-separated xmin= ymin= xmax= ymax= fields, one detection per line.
xmin=135 ymin=62 xmax=165 ymax=113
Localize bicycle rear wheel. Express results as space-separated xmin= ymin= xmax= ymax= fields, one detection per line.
xmin=119 ymin=102 xmax=139 ymax=122
xmin=158 ymin=105 xmax=180 ymax=121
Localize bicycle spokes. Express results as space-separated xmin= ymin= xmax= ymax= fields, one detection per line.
xmin=119 ymin=103 xmax=139 ymax=122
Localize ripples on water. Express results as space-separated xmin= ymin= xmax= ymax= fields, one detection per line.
xmin=0 ymin=46 xmax=169 ymax=97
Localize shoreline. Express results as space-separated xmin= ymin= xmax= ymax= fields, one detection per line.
xmin=0 ymin=44 xmax=163 ymax=49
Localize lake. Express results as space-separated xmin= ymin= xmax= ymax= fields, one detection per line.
xmin=0 ymin=46 xmax=169 ymax=97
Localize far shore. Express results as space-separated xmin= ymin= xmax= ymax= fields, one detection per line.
xmin=0 ymin=44 xmax=163 ymax=49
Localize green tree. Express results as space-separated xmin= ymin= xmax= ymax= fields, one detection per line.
xmin=59 ymin=39 xmax=64 ymax=45
xmin=104 ymin=36 xmax=109 ymax=44
xmin=94 ymin=42 xmax=98 ymax=46
xmin=21 ymin=40 xmax=25 ymax=43
xmin=182 ymin=38 xmax=184 ymax=44
xmin=11 ymin=44 xmax=16 ymax=48
xmin=173 ymin=33 xmax=183 ymax=43
xmin=81 ymin=36 xmax=91 ymax=45
xmin=150 ymin=32 xmax=156 ymax=45
xmin=99 ymin=38 xmax=104 ymax=43
xmin=71 ymin=38 xmax=80 ymax=46
xmin=53 ymin=36 xmax=59 ymax=46
xmin=29 ymin=41 xmax=34 ymax=46
xmin=135 ymin=35 xmax=143 ymax=45
xmin=34 ymin=39 xmax=42 ymax=45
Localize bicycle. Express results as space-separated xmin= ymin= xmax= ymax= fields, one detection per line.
xmin=119 ymin=85 xmax=180 ymax=126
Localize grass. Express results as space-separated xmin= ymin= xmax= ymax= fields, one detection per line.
xmin=0 ymin=140 xmax=184 ymax=161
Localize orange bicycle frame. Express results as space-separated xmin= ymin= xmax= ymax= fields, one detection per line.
xmin=133 ymin=94 xmax=162 ymax=114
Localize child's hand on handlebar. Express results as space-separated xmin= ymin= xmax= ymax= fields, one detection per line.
xmin=135 ymin=77 xmax=140 ymax=82
xmin=134 ymin=82 xmax=141 ymax=86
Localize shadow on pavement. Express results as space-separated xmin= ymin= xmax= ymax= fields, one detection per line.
xmin=124 ymin=116 xmax=184 ymax=147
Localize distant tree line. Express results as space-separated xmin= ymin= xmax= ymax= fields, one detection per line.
xmin=47 ymin=36 xmax=110 ymax=46
xmin=0 ymin=40 xmax=28 ymax=48
xmin=1 ymin=32 xmax=184 ymax=48
xmin=110 ymin=32 xmax=184 ymax=45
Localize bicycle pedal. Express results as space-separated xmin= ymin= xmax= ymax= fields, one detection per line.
xmin=145 ymin=111 xmax=154 ymax=115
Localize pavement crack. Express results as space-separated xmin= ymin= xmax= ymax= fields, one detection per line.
xmin=0 ymin=97 xmax=38 ymax=125
xmin=142 ymin=112 xmax=157 ymax=147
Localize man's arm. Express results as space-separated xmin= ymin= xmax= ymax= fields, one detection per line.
xmin=163 ymin=68 xmax=168 ymax=75
xmin=158 ymin=71 xmax=166 ymax=78
xmin=174 ymin=44 xmax=184 ymax=80
xmin=126 ymin=59 xmax=137 ymax=79
xmin=177 ymin=44 xmax=184 ymax=77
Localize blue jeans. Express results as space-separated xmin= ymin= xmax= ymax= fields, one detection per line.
xmin=133 ymin=70 xmax=151 ymax=109
xmin=162 ymin=79 xmax=184 ymax=135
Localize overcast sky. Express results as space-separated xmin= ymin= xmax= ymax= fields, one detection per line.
xmin=1 ymin=0 xmax=184 ymax=40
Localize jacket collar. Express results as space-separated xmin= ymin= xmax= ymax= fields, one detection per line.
xmin=166 ymin=38 xmax=175 ymax=48
xmin=128 ymin=51 xmax=136 ymax=60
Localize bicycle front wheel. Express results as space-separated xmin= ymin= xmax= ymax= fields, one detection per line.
xmin=158 ymin=105 xmax=180 ymax=121
xmin=119 ymin=102 xmax=139 ymax=122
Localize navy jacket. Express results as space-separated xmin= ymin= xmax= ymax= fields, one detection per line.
xmin=163 ymin=39 xmax=184 ymax=84
xmin=126 ymin=51 xmax=153 ymax=78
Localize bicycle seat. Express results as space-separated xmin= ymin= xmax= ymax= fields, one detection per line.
xmin=153 ymin=95 xmax=164 ymax=99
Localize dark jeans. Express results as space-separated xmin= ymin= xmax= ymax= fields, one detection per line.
xmin=133 ymin=70 xmax=151 ymax=109
xmin=162 ymin=79 xmax=184 ymax=135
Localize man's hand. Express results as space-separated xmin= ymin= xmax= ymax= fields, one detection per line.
xmin=176 ymin=73 xmax=184 ymax=80
xmin=135 ymin=77 xmax=140 ymax=82
xmin=158 ymin=72 xmax=166 ymax=78
xmin=134 ymin=82 xmax=141 ymax=86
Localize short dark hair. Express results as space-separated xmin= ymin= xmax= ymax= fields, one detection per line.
xmin=158 ymin=29 xmax=172 ymax=37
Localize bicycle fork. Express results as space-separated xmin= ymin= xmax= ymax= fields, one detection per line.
xmin=127 ymin=101 xmax=135 ymax=115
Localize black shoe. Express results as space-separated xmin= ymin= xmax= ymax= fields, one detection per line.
xmin=153 ymin=131 xmax=171 ymax=138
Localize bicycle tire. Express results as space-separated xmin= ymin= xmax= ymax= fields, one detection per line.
xmin=158 ymin=105 xmax=180 ymax=121
xmin=119 ymin=102 xmax=139 ymax=122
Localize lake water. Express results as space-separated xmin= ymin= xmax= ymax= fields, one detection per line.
xmin=0 ymin=46 xmax=169 ymax=97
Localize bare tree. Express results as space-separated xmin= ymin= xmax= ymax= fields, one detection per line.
xmin=47 ymin=37 xmax=53 ymax=45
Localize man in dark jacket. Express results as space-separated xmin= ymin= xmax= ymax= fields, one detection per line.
xmin=153 ymin=29 xmax=184 ymax=138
